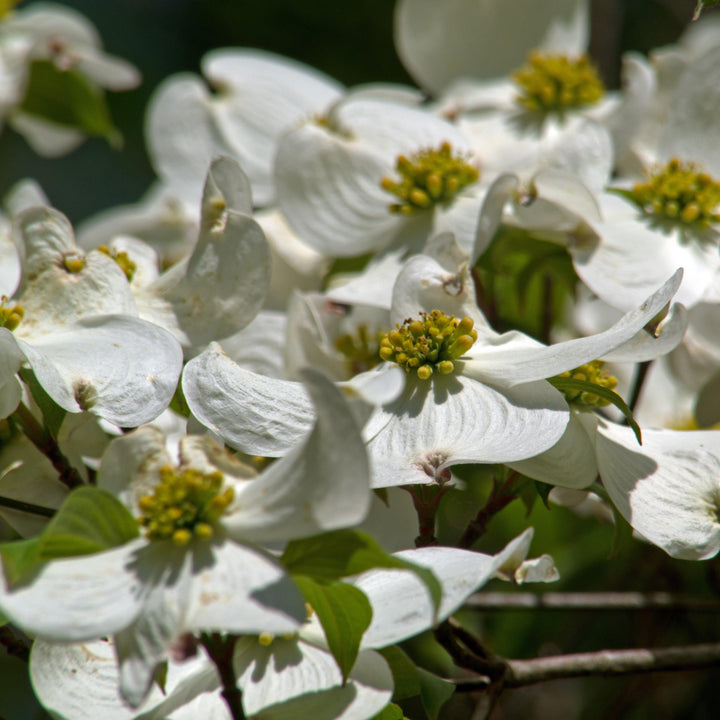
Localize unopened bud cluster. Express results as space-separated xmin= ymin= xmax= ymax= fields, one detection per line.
xmin=381 ymin=142 xmax=479 ymax=214
xmin=0 ymin=296 xmax=24 ymax=331
xmin=98 ymin=245 xmax=137 ymax=282
xmin=630 ymin=158 xmax=720 ymax=229
xmin=335 ymin=323 xmax=386 ymax=376
xmin=138 ymin=465 xmax=234 ymax=546
xmin=557 ymin=360 xmax=618 ymax=408
xmin=513 ymin=53 xmax=604 ymax=114
xmin=379 ymin=310 xmax=477 ymax=380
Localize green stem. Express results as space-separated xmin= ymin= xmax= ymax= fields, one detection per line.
xmin=627 ymin=360 xmax=652 ymax=414
xmin=12 ymin=403 xmax=83 ymax=489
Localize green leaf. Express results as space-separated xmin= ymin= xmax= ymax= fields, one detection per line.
xmin=153 ymin=660 xmax=169 ymax=695
xmin=548 ymin=376 xmax=642 ymax=444
xmin=0 ymin=487 xmax=139 ymax=585
xmin=19 ymin=60 xmax=119 ymax=142
xmin=369 ymin=703 xmax=406 ymax=720
xmin=417 ymin=667 xmax=455 ymax=720
xmin=0 ymin=538 xmax=42 ymax=586
xmin=168 ymin=380 xmax=191 ymax=418
xmin=19 ymin=368 xmax=66 ymax=440
xmin=607 ymin=499 xmax=635 ymax=560
xmin=281 ymin=529 xmax=442 ymax=613
xmin=293 ymin=577 xmax=372 ymax=682
xmin=534 ymin=481 xmax=552 ymax=510
xmin=474 ymin=227 xmax=577 ymax=340
xmin=0 ymin=609 xmax=8 ymax=627
xmin=38 ymin=487 xmax=139 ymax=559
xmin=379 ymin=646 xmax=421 ymax=700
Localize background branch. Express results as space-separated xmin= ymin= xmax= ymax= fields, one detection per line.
xmin=464 ymin=591 xmax=720 ymax=613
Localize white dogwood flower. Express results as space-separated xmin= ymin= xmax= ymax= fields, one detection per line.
xmin=0 ymin=370 xmax=372 ymax=707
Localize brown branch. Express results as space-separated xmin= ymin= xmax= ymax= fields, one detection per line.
xmin=200 ymin=633 xmax=245 ymax=720
xmin=457 ymin=473 xmax=519 ymax=549
xmin=402 ymin=484 xmax=449 ymax=548
xmin=464 ymin=591 xmax=720 ymax=613
xmin=454 ymin=643 xmax=720 ymax=691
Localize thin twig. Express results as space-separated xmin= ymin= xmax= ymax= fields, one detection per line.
xmin=453 ymin=643 xmax=720 ymax=690
xmin=464 ymin=591 xmax=720 ymax=613
xmin=458 ymin=473 xmax=519 ymax=549
xmin=626 ymin=360 xmax=652 ymax=414
xmin=0 ymin=494 xmax=55 ymax=518
xmin=12 ymin=404 xmax=83 ymax=489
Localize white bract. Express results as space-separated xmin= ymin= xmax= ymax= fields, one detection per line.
xmin=0 ymin=205 xmax=182 ymax=425
xmin=0 ymin=370 xmax=372 ymax=707
xmin=276 ymin=95 xmax=485 ymax=258
xmin=394 ymin=0 xmax=589 ymax=94
xmin=147 ymin=49 xmax=343 ymax=208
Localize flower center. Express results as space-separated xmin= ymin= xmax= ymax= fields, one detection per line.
xmin=98 ymin=245 xmax=137 ymax=282
xmin=513 ymin=53 xmax=604 ymax=114
xmin=335 ymin=324 xmax=386 ymax=376
xmin=138 ymin=465 xmax=234 ymax=546
xmin=0 ymin=296 xmax=24 ymax=331
xmin=381 ymin=142 xmax=479 ymax=215
xmin=379 ymin=310 xmax=477 ymax=380
xmin=555 ymin=360 xmax=617 ymax=408
xmin=628 ymin=158 xmax=720 ymax=229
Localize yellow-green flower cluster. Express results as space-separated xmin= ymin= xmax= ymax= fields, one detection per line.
xmin=335 ymin=324 xmax=386 ymax=376
xmin=556 ymin=360 xmax=618 ymax=408
xmin=381 ymin=142 xmax=479 ymax=215
xmin=513 ymin=52 xmax=604 ymax=114
xmin=0 ymin=296 xmax=23 ymax=331
xmin=630 ymin=158 xmax=720 ymax=229
xmin=379 ymin=310 xmax=477 ymax=380
xmin=98 ymin=245 xmax=137 ymax=282
xmin=138 ymin=465 xmax=234 ymax=546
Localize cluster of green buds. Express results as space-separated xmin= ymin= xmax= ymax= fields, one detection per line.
xmin=335 ymin=323 xmax=386 ymax=376
xmin=138 ymin=465 xmax=235 ymax=546
xmin=513 ymin=52 xmax=605 ymax=114
xmin=629 ymin=158 xmax=720 ymax=229
xmin=556 ymin=360 xmax=618 ymax=408
xmin=0 ymin=296 xmax=24 ymax=331
xmin=98 ymin=245 xmax=137 ymax=282
xmin=379 ymin=310 xmax=478 ymax=380
xmin=381 ymin=142 xmax=479 ymax=214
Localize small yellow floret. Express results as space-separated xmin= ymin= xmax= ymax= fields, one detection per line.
xmin=97 ymin=245 xmax=137 ymax=282
xmin=629 ymin=158 xmax=720 ymax=230
xmin=335 ymin=324 xmax=387 ymax=376
xmin=0 ymin=296 xmax=23 ymax=331
xmin=258 ymin=632 xmax=274 ymax=646
xmin=513 ymin=52 xmax=604 ymax=114
xmin=378 ymin=310 xmax=478 ymax=380
xmin=556 ymin=360 xmax=618 ymax=408
xmin=63 ymin=255 xmax=86 ymax=273
xmin=381 ymin=142 xmax=479 ymax=215
xmin=138 ymin=465 xmax=234 ymax=543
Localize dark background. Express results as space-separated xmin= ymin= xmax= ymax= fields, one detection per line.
xmin=0 ymin=0 xmax=702 ymax=225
